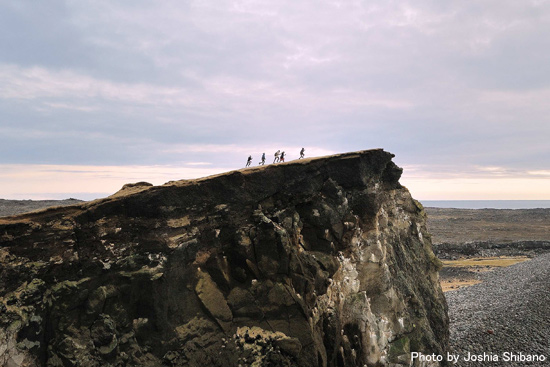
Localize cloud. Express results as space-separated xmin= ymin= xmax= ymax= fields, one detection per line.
xmin=402 ymin=164 xmax=550 ymax=180
xmin=527 ymin=170 xmax=550 ymax=177
xmin=402 ymin=176 xmax=550 ymax=200
xmin=162 ymin=143 xmax=336 ymax=156
xmin=0 ymin=63 xmax=414 ymax=116
xmin=1 ymin=1 xmax=550 ymax=198
xmin=0 ymin=64 xmax=194 ymax=106
xmin=0 ymin=163 xmax=227 ymax=200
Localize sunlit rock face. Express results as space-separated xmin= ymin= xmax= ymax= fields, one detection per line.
xmin=0 ymin=149 xmax=448 ymax=367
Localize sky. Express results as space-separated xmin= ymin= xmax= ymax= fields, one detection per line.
xmin=1 ymin=0 xmax=549 ymax=201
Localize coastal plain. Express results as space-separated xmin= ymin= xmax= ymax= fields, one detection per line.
xmin=425 ymin=207 xmax=550 ymax=366
xmin=425 ymin=207 xmax=550 ymax=291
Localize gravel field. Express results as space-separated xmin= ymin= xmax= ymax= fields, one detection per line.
xmin=445 ymin=253 xmax=550 ymax=366
xmin=425 ymin=208 xmax=550 ymax=245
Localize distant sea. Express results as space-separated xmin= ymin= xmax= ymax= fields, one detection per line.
xmin=421 ymin=200 xmax=550 ymax=209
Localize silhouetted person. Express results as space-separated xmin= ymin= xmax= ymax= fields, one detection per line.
xmin=280 ymin=151 xmax=285 ymax=163
xmin=299 ymin=147 xmax=305 ymax=159
xmin=274 ymin=150 xmax=280 ymax=163
xmin=259 ymin=153 xmax=266 ymax=165
xmin=246 ymin=155 xmax=252 ymax=167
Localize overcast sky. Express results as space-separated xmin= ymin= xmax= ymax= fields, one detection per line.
xmin=1 ymin=0 xmax=549 ymax=200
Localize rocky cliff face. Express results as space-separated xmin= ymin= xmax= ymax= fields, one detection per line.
xmin=0 ymin=149 xmax=448 ymax=367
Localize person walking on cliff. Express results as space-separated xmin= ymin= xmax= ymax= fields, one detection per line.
xmin=299 ymin=147 xmax=305 ymax=159
xmin=259 ymin=153 xmax=266 ymax=165
xmin=246 ymin=155 xmax=252 ymax=167
xmin=280 ymin=151 xmax=285 ymax=163
xmin=274 ymin=150 xmax=280 ymax=163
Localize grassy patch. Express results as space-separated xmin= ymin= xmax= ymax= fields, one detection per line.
xmin=442 ymin=256 xmax=529 ymax=268
xmin=440 ymin=256 xmax=530 ymax=292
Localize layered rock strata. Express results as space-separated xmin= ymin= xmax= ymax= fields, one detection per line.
xmin=0 ymin=149 xmax=448 ymax=367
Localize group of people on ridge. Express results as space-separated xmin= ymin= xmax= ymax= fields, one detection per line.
xmin=246 ymin=148 xmax=305 ymax=167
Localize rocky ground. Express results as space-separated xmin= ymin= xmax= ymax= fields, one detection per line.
xmin=426 ymin=207 xmax=550 ymax=291
xmin=425 ymin=207 xmax=550 ymax=244
xmin=445 ymin=253 xmax=550 ymax=366
xmin=427 ymin=207 xmax=550 ymax=366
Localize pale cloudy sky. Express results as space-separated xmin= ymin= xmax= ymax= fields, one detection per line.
xmin=1 ymin=0 xmax=549 ymax=200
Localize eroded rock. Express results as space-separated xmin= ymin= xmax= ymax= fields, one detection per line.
xmin=0 ymin=149 xmax=448 ymax=366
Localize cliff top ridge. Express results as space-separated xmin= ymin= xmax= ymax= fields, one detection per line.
xmin=0 ymin=148 xmax=401 ymax=225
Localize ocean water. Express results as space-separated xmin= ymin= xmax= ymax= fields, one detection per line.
xmin=420 ymin=200 xmax=550 ymax=209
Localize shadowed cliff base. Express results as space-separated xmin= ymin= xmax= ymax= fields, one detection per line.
xmin=0 ymin=149 xmax=448 ymax=367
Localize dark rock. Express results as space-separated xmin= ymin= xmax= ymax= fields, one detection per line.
xmin=0 ymin=149 xmax=448 ymax=366
xmin=274 ymin=336 xmax=302 ymax=358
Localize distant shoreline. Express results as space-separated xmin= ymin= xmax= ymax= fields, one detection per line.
xmin=2 ymin=199 xmax=550 ymax=218
xmin=0 ymin=198 xmax=84 ymax=218
xmin=421 ymin=200 xmax=550 ymax=209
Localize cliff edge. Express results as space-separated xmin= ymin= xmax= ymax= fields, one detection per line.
xmin=0 ymin=149 xmax=448 ymax=367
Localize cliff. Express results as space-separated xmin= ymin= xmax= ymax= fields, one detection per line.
xmin=0 ymin=149 xmax=448 ymax=367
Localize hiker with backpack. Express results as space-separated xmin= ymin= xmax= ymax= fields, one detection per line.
xmin=273 ymin=150 xmax=280 ymax=163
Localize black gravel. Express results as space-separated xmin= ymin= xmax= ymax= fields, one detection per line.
xmin=445 ymin=253 xmax=550 ymax=366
